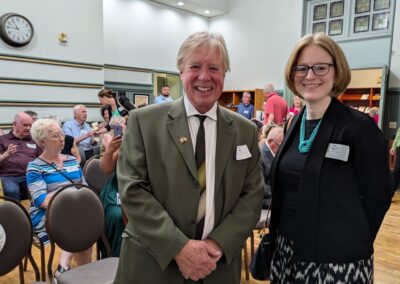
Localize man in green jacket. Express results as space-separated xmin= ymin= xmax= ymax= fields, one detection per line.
xmin=115 ymin=31 xmax=263 ymax=283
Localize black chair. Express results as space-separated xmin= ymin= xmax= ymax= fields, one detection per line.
xmin=45 ymin=184 xmax=118 ymax=284
xmin=0 ymin=196 xmax=44 ymax=284
xmin=23 ymin=233 xmax=46 ymax=282
xmin=83 ymin=155 xmax=113 ymax=195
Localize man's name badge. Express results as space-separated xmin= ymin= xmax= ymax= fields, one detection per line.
xmin=236 ymin=145 xmax=252 ymax=160
xmin=26 ymin=143 xmax=37 ymax=149
xmin=325 ymin=143 xmax=349 ymax=162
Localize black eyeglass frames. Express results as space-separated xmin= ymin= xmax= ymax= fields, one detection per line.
xmin=293 ymin=63 xmax=334 ymax=77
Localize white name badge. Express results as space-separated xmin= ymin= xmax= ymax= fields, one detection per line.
xmin=65 ymin=165 xmax=80 ymax=173
xmin=325 ymin=143 xmax=350 ymax=162
xmin=236 ymin=145 xmax=252 ymax=160
xmin=116 ymin=192 xmax=121 ymax=205
xmin=26 ymin=143 xmax=37 ymax=149
xmin=243 ymin=110 xmax=249 ymax=114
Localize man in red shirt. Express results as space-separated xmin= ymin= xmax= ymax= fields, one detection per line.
xmin=263 ymin=83 xmax=288 ymax=125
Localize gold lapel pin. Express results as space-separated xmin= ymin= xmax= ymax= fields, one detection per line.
xmin=180 ymin=137 xmax=188 ymax=144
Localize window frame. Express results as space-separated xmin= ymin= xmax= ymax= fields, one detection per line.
xmin=306 ymin=0 xmax=394 ymax=41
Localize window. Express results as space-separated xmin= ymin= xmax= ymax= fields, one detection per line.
xmin=307 ymin=0 xmax=394 ymax=40
xmin=310 ymin=1 xmax=345 ymax=36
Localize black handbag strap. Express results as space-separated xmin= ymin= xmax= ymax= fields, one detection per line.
xmin=39 ymin=157 xmax=81 ymax=189
xmin=261 ymin=199 xmax=272 ymax=232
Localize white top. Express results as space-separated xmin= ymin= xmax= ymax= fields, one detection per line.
xmin=265 ymin=141 xmax=276 ymax=157
xmin=0 ymin=224 xmax=6 ymax=253
xmin=184 ymin=95 xmax=217 ymax=240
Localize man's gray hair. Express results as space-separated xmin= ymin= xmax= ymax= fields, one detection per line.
xmin=176 ymin=31 xmax=231 ymax=74
xmin=73 ymin=104 xmax=86 ymax=114
xmin=267 ymin=126 xmax=283 ymax=141
xmin=243 ymin=91 xmax=252 ymax=98
xmin=263 ymin=83 xmax=274 ymax=94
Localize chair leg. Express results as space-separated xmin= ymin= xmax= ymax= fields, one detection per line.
xmin=40 ymin=243 xmax=46 ymax=281
xmin=97 ymin=240 xmax=101 ymax=260
xmin=23 ymin=255 xmax=28 ymax=271
xmin=243 ymin=240 xmax=249 ymax=281
xmin=250 ymin=230 xmax=255 ymax=258
xmin=19 ymin=262 xmax=25 ymax=284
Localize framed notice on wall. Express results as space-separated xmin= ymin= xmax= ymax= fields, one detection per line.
xmin=134 ymin=95 xmax=149 ymax=107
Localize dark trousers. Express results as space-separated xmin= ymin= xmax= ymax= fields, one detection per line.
xmin=392 ymin=147 xmax=400 ymax=192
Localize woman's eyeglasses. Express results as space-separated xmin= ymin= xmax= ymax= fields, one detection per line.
xmin=50 ymin=132 xmax=65 ymax=139
xmin=293 ymin=63 xmax=334 ymax=77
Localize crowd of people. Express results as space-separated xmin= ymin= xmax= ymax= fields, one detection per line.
xmin=0 ymin=31 xmax=396 ymax=283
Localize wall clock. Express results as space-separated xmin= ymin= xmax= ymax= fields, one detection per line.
xmin=0 ymin=13 xmax=34 ymax=47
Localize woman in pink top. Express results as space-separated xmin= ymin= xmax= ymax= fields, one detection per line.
xmin=287 ymin=95 xmax=303 ymax=118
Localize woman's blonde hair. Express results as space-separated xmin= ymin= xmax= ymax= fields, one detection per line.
xmin=109 ymin=116 xmax=126 ymax=127
xmin=285 ymin=33 xmax=351 ymax=98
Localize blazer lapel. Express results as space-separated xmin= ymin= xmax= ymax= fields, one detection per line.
xmin=215 ymin=107 xmax=236 ymax=192
xmin=167 ymin=98 xmax=197 ymax=179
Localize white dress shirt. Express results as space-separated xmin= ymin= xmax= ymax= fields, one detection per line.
xmin=184 ymin=95 xmax=217 ymax=240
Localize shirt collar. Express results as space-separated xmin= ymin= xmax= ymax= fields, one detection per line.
xmin=184 ymin=95 xmax=218 ymax=121
xmin=265 ymin=141 xmax=276 ymax=157
xmin=73 ymin=119 xmax=85 ymax=127
xmin=9 ymin=130 xmax=31 ymax=141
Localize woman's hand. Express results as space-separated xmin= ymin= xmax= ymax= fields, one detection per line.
xmin=107 ymin=136 xmax=122 ymax=154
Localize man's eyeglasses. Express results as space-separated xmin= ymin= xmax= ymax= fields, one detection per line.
xmin=293 ymin=63 xmax=334 ymax=77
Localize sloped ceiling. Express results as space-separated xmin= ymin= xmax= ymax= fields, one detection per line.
xmin=149 ymin=0 xmax=229 ymax=17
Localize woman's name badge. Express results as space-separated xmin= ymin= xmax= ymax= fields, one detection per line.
xmin=65 ymin=165 xmax=80 ymax=172
xmin=325 ymin=143 xmax=349 ymax=162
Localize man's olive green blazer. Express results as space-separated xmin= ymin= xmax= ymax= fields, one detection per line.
xmin=115 ymin=98 xmax=263 ymax=284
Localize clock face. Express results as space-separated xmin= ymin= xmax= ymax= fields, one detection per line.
xmin=0 ymin=13 xmax=34 ymax=47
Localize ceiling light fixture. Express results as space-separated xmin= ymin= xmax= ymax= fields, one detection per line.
xmin=177 ymin=1 xmax=184 ymax=6
xmin=204 ymin=10 xmax=210 ymax=14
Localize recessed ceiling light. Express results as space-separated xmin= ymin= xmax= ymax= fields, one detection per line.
xmin=177 ymin=1 xmax=184 ymax=6
xmin=204 ymin=10 xmax=210 ymax=14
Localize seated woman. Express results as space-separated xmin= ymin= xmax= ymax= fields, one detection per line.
xmin=99 ymin=115 xmax=126 ymax=257
xmin=27 ymin=118 xmax=92 ymax=277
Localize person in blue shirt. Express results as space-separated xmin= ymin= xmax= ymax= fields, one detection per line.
xmin=62 ymin=105 xmax=96 ymax=149
xmin=155 ymin=85 xmax=174 ymax=104
xmin=237 ymin=91 xmax=254 ymax=119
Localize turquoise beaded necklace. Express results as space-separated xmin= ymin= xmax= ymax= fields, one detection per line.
xmin=298 ymin=109 xmax=322 ymax=153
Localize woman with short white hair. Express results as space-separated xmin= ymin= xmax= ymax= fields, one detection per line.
xmin=27 ymin=118 xmax=92 ymax=277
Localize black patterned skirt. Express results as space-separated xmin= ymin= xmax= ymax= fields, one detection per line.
xmin=270 ymin=234 xmax=373 ymax=284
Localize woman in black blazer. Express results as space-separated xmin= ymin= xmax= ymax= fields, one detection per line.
xmin=268 ymin=33 xmax=393 ymax=283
